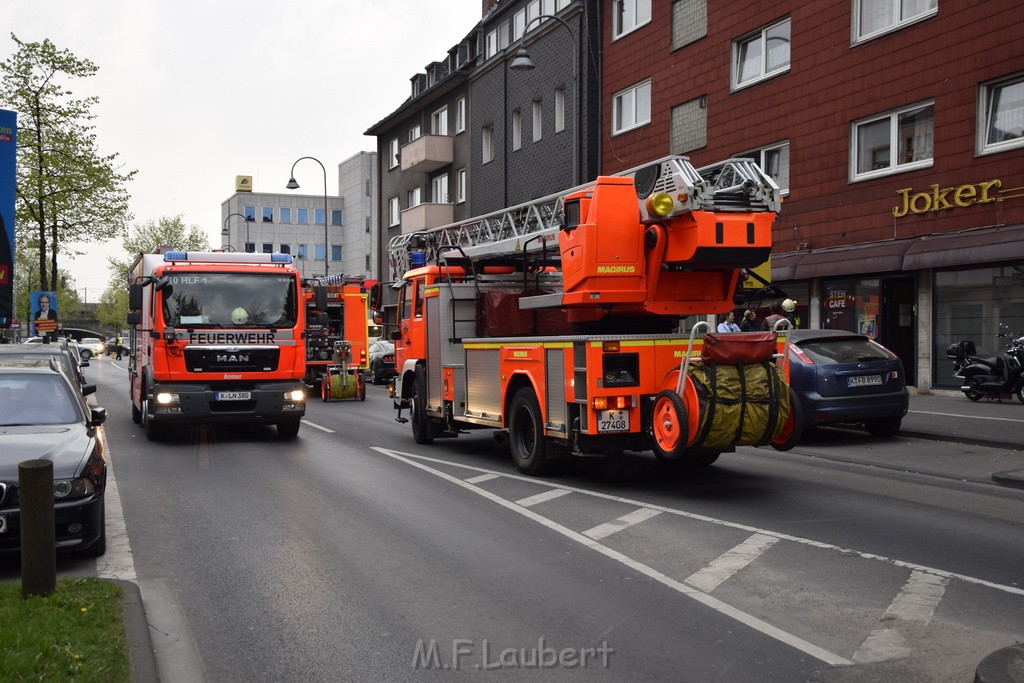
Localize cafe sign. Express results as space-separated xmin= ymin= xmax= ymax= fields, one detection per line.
xmin=893 ymin=179 xmax=1001 ymax=218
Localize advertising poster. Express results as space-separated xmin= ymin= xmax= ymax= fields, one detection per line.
xmin=0 ymin=109 xmax=15 ymax=329
xmin=30 ymin=290 xmax=59 ymax=337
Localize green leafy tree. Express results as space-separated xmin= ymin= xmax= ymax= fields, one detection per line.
xmin=101 ymin=215 xmax=209 ymax=328
xmin=0 ymin=33 xmax=135 ymax=291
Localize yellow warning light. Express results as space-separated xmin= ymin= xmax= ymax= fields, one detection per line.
xmin=646 ymin=192 xmax=674 ymax=217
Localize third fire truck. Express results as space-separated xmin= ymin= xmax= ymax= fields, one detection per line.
xmin=303 ymin=275 xmax=371 ymax=401
xmin=377 ymin=155 xmax=801 ymax=475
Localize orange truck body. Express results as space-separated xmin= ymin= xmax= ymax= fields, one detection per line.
xmin=126 ymin=248 xmax=307 ymax=440
xmin=303 ymin=276 xmax=372 ymax=390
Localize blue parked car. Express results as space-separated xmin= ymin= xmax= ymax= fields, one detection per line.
xmin=784 ymin=329 xmax=909 ymax=438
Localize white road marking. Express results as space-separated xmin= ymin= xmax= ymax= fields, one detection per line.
xmin=583 ymin=507 xmax=662 ymax=540
xmin=911 ymin=409 xmax=1024 ymax=424
xmin=515 ymin=488 xmax=572 ymax=507
xmin=465 ymin=473 xmax=500 ymax=484
xmin=853 ymin=571 xmax=949 ymax=663
xmin=685 ymin=532 xmax=779 ymax=593
xmin=377 ymin=450 xmax=1024 ymax=598
xmin=374 ymin=447 xmax=851 ymax=666
xmin=301 ymin=419 xmax=335 ymax=433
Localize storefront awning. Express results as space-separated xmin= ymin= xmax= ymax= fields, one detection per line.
xmin=791 ymin=240 xmax=912 ymax=279
xmin=902 ymin=224 xmax=1024 ymax=270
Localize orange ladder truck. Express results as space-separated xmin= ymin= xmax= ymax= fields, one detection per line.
xmin=373 ymin=156 xmax=800 ymax=475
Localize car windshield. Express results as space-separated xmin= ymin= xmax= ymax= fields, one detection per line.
xmin=0 ymin=374 xmax=81 ymax=425
xmin=161 ymin=272 xmax=298 ymax=329
xmin=797 ymin=338 xmax=891 ymax=365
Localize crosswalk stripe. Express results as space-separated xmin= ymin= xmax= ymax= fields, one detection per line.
xmin=853 ymin=570 xmax=949 ymax=663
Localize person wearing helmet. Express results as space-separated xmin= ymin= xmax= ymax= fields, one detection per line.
xmin=781 ymin=298 xmax=800 ymax=328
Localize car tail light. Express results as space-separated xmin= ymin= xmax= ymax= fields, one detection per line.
xmin=593 ymin=395 xmax=634 ymax=410
xmin=791 ymin=345 xmax=815 ymax=365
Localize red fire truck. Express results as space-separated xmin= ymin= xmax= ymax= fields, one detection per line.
xmin=303 ymin=275 xmax=371 ymax=401
xmin=126 ymin=248 xmax=307 ymax=440
xmin=376 ymin=156 xmax=800 ymax=475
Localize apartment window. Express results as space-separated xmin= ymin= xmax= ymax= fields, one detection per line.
xmin=388 ymin=197 xmax=400 ymax=227
xmin=262 ymin=207 xmax=273 ymax=222
xmin=554 ymin=88 xmax=566 ymax=133
xmin=527 ymin=1 xmax=541 ymax=28
xmin=297 ymin=208 xmax=309 ymax=224
xmin=456 ymin=168 xmax=467 ymax=203
xmin=482 ymin=125 xmax=494 ymax=163
xmin=854 ymin=0 xmax=936 ymax=42
xmin=262 ymin=243 xmax=273 ymax=254
xmin=244 ymin=205 xmax=256 ymax=221
xmin=738 ymin=141 xmax=790 ymax=194
xmin=612 ymin=80 xmax=651 ymax=135
xmin=244 ymin=242 xmax=255 ymax=253
xmin=733 ymin=18 xmax=790 ymax=90
xmin=978 ymin=73 xmax=1024 ymax=155
xmin=408 ymin=124 xmax=421 ymax=143
xmin=365 ymin=255 xmax=371 ymax=272
xmin=432 ymin=106 xmax=448 ymax=135
xmin=852 ymin=101 xmax=934 ymax=180
xmin=486 ymin=28 xmax=498 ymax=58
xmin=513 ymin=9 xmax=526 ymax=41
xmin=408 ymin=186 xmax=422 ymax=208
xmin=297 ymin=244 xmax=307 ymax=259
xmin=432 ymin=174 xmax=449 ymax=203
xmin=332 ymin=209 xmax=343 ymax=226
xmin=456 ymin=97 xmax=466 ymax=133
xmin=612 ymin=0 xmax=652 ymax=39
xmin=279 ymin=207 xmax=291 ymax=223
xmin=280 ymin=244 xmax=291 ymax=255
xmin=314 ymin=208 xmax=326 ymax=225
xmin=314 ymin=244 xmax=326 ymax=261
xmin=532 ymin=101 xmax=543 ymax=142
xmin=512 ymin=110 xmax=523 ymax=151
xmin=331 ymin=245 xmax=342 ymax=261
xmin=365 ymin=180 xmax=371 ymax=196
xmin=365 ymin=216 xmax=371 ymax=233
xmin=556 ymin=0 xmax=569 ymax=8
xmin=389 ymin=138 xmax=399 ymax=169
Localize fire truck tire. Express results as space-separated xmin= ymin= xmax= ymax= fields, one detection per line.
xmin=651 ymin=390 xmax=688 ymax=461
xmin=143 ymin=405 xmax=165 ymax=442
xmin=411 ymin=367 xmax=436 ymax=444
xmin=770 ymin=386 xmax=804 ymax=451
xmin=508 ymin=387 xmax=551 ymax=476
xmin=277 ymin=419 xmax=301 ymax=438
xmin=357 ymin=373 xmax=366 ymax=401
xmin=131 ymin=401 xmax=141 ymax=424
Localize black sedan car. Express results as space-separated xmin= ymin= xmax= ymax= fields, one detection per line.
xmin=367 ymin=340 xmax=396 ymax=385
xmin=0 ymin=359 xmax=108 ymax=556
xmin=785 ymin=329 xmax=909 ymax=438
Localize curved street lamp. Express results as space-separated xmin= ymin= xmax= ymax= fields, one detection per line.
xmin=223 ymin=212 xmax=251 ymax=252
xmin=286 ymin=157 xmax=330 ymax=277
xmin=510 ymin=13 xmax=579 ymax=186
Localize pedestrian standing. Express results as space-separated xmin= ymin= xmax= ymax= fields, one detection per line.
xmin=761 ymin=301 xmax=788 ymax=331
xmin=717 ymin=311 xmax=741 ymax=333
xmin=739 ymin=309 xmax=758 ymax=332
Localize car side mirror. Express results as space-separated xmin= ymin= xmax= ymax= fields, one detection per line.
xmin=89 ymin=406 xmax=107 ymax=426
xmin=82 ymin=384 xmax=97 ymax=397
xmin=80 ymin=359 xmax=90 ymax=367
xmin=390 ymin=329 xmax=401 ymax=342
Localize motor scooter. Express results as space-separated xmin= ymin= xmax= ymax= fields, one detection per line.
xmin=946 ymin=325 xmax=1024 ymax=403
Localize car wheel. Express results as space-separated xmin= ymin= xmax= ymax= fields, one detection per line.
xmin=277 ymin=419 xmax=301 ymax=438
xmin=865 ymin=416 xmax=902 ymax=438
xmin=508 ymin=386 xmax=550 ymax=475
xmin=1017 ymin=385 xmax=1024 ymax=405
xmin=369 ymin=363 xmax=379 ymax=385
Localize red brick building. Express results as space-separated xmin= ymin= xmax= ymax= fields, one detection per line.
xmin=600 ymin=0 xmax=1024 ymax=390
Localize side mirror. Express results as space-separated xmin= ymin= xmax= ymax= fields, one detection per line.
xmin=127 ymin=311 xmax=140 ymax=326
xmin=368 ymin=282 xmax=382 ymax=311
xmin=89 ymin=406 xmax=107 ymax=426
xmin=390 ymin=329 xmax=401 ymax=342
xmin=128 ymin=283 xmax=143 ymax=311
xmin=82 ymin=384 xmax=97 ymax=397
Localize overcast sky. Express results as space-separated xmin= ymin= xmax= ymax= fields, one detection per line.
xmin=2 ymin=0 xmax=482 ymax=301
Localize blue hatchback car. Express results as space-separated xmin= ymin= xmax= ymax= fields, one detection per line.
xmin=784 ymin=329 xmax=909 ymax=438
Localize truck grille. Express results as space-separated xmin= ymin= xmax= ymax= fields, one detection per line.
xmin=184 ymin=346 xmax=280 ymax=373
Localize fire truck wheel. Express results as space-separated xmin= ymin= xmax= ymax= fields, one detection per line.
xmin=357 ymin=373 xmax=366 ymax=401
xmin=143 ymin=407 xmax=165 ymax=442
xmin=770 ymin=386 xmax=804 ymax=451
xmin=411 ymin=367 xmax=436 ymax=444
xmin=508 ymin=387 xmax=550 ymax=476
xmin=277 ymin=420 xmax=301 ymax=438
xmin=651 ymin=390 xmax=688 ymax=461
xmin=131 ymin=402 xmax=141 ymax=424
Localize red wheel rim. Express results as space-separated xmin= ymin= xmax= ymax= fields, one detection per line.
xmin=653 ymin=396 xmax=682 ymax=451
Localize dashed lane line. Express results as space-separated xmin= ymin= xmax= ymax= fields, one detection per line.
xmin=584 ymin=507 xmax=662 ymax=541
xmin=374 ymin=447 xmax=852 ymax=667
xmin=516 ymin=488 xmax=573 ymax=507
xmin=301 ymin=419 xmax=335 ymax=433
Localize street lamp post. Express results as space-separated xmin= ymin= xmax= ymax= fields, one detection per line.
xmin=510 ymin=14 xmax=579 ymax=187
xmin=223 ymin=212 xmax=251 ymax=252
xmin=286 ymin=157 xmax=330 ymax=277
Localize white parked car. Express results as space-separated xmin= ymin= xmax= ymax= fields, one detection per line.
xmin=78 ymin=337 xmax=106 ymax=359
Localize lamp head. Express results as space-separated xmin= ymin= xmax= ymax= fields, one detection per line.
xmin=510 ymin=48 xmax=535 ymax=71
xmin=286 ymin=177 xmax=300 ymax=190
xmin=221 ymin=227 xmax=230 ymax=235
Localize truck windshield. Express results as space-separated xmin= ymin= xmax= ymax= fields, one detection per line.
xmin=161 ymin=273 xmax=298 ymax=328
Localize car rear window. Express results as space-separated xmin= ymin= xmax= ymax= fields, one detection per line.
xmin=796 ymin=338 xmax=891 ymax=364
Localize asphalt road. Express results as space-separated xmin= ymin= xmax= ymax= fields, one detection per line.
xmin=3 ymin=357 xmax=1022 ymax=682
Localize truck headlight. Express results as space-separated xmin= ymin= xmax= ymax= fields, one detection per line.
xmin=156 ymin=392 xmax=179 ymax=405
xmin=286 ymin=389 xmax=305 ymax=402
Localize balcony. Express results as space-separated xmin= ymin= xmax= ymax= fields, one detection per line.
xmin=400 ymin=135 xmax=453 ymax=173
xmin=401 ymin=203 xmax=454 ymax=233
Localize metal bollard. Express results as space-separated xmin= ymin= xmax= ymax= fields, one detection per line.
xmin=19 ymin=459 xmax=56 ymax=598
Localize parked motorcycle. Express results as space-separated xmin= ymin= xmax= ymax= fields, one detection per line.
xmin=946 ymin=324 xmax=1024 ymax=403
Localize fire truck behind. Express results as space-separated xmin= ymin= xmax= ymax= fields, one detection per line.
xmin=126 ymin=248 xmax=307 ymax=440
xmin=303 ymin=275 xmax=371 ymax=401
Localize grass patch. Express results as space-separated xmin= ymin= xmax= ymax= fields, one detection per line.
xmin=0 ymin=577 xmax=130 ymax=682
